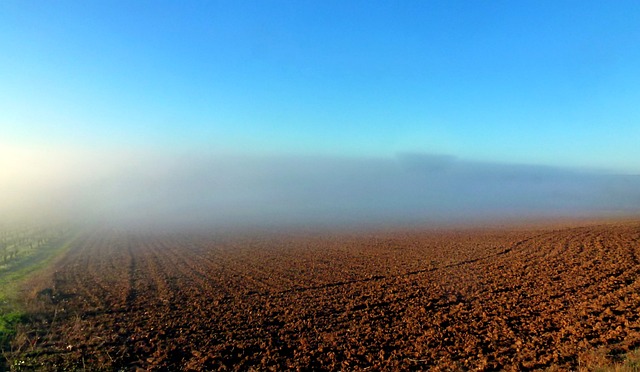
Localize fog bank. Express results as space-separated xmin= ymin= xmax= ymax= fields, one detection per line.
xmin=2 ymin=147 xmax=639 ymax=229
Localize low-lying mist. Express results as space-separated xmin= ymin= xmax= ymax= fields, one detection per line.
xmin=2 ymin=147 xmax=639 ymax=230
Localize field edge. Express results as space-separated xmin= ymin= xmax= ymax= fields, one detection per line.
xmin=0 ymin=230 xmax=78 ymax=371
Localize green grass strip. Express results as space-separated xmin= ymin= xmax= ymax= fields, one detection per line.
xmin=0 ymin=233 xmax=77 ymax=303
xmin=0 ymin=231 xmax=78 ymax=362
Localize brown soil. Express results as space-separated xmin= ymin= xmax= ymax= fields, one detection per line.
xmin=8 ymin=220 xmax=640 ymax=371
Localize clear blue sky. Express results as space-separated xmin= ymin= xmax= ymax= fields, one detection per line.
xmin=2 ymin=0 xmax=640 ymax=172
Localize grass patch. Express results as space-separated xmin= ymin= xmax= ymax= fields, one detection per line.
xmin=0 ymin=312 xmax=25 ymax=347
xmin=0 ymin=238 xmax=72 ymax=302
xmin=0 ymin=227 xmax=77 ymax=370
xmin=577 ymin=347 xmax=640 ymax=371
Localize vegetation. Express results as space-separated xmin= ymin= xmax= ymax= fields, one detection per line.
xmin=0 ymin=225 xmax=74 ymax=370
xmin=576 ymin=348 xmax=640 ymax=372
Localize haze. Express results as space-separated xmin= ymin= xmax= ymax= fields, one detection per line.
xmin=2 ymin=1 xmax=639 ymax=229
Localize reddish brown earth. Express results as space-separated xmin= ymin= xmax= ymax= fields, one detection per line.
xmin=8 ymin=220 xmax=640 ymax=370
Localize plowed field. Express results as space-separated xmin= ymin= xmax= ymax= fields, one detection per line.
xmin=9 ymin=220 xmax=640 ymax=370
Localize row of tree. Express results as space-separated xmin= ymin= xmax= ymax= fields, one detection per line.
xmin=0 ymin=226 xmax=68 ymax=266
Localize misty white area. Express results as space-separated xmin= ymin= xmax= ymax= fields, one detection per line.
xmin=2 ymin=145 xmax=639 ymax=230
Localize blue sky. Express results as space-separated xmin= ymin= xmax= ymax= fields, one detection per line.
xmin=2 ymin=1 xmax=640 ymax=226
xmin=2 ymin=1 xmax=639 ymax=171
